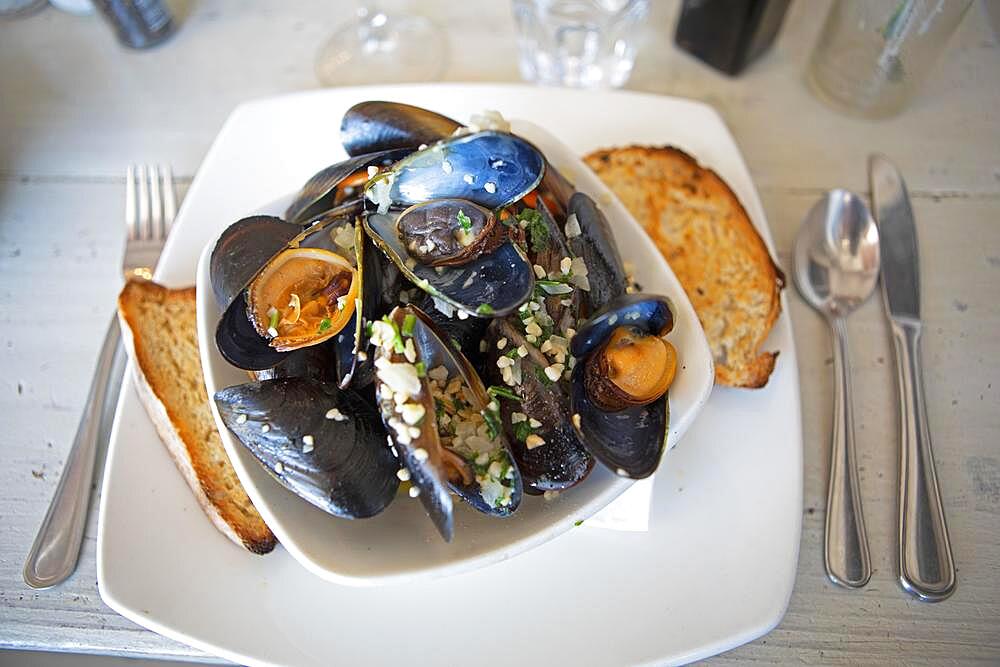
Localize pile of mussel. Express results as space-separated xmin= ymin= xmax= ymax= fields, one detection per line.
xmin=211 ymin=102 xmax=680 ymax=542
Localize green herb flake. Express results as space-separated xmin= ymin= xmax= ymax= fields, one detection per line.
xmin=487 ymin=385 xmax=521 ymax=402
xmin=268 ymin=308 xmax=280 ymax=331
xmin=574 ymin=520 xmax=584 ymax=527
xmin=401 ymin=313 xmax=416 ymax=337
xmin=513 ymin=419 xmax=533 ymax=442
xmin=516 ymin=208 xmax=549 ymax=253
xmin=483 ymin=408 xmax=501 ymax=441
xmin=535 ymin=366 xmax=555 ymax=387
xmin=317 ymin=318 xmax=332 ymax=333
xmin=415 ymin=361 xmax=427 ymax=378
xmin=456 ymin=209 xmax=473 ymax=232
xmin=476 ymin=304 xmax=494 ymax=316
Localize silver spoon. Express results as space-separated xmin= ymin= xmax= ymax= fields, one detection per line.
xmin=793 ymin=189 xmax=879 ymax=588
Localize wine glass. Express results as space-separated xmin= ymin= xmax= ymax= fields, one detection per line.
xmin=315 ymin=2 xmax=448 ymax=86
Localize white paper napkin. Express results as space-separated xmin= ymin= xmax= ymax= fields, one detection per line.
xmin=583 ymin=476 xmax=654 ymax=531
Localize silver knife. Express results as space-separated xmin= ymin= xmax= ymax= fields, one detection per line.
xmin=869 ymin=154 xmax=956 ymax=602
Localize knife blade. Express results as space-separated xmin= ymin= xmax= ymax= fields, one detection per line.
xmin=870 ymin=154 xmax=920 ymax=321
xmin=868 ymin=153 xmax=956 ymax=602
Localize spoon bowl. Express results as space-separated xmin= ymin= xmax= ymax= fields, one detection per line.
xmin=793 ymin=188 xmax=879 ymax=589
xmin=793 ymin=189 xmax=881 ymax=317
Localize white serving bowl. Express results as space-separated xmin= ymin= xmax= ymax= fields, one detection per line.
xmin=195 ymin=119 xmax=714 ymax=586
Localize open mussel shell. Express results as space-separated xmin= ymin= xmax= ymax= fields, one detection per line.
xmin=372 ymin=307 xmax=453 ymax=541
xmin=570 ymin=294 xmax=674 ymax=359
xmin=406 ymin=307 xmax=522 ymax=516
xmin=285 ymin=149 xmax=409 ymax=225
xmin=365 ymin=210 xmax=534 ymax=317
xmin=565 ymin=192 xmax=627 ymax=313
xmin=374 ymin=131 xmax=545 ymax=210
xmin=210 ymin=215 xmax=302 ymax=310
xmin=215 ymin=212 xmax=363 ymax=371
xmin=484 ymin=319 xmax=593 ymax=494
xmin=397 ymin=199 xmax=500 ymax=267
xmin=569 ymin=294 xmax=675 ymax=479
xmin=341 ymin=101 xmax=461 ymax=157
xmin=215 ymin=377 xmax=399 ymax=519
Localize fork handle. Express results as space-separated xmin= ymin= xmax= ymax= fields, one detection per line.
xmin=891 ymin=319 xmax=956 ymax=601
xmin=23 ymin=316 xmax=124 ymax=589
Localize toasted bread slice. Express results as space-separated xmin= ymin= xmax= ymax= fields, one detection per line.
xmin=117 ymin=279 xmax=276 ymax=554
xmin=584 ymin=146 xmax=784 ymax=388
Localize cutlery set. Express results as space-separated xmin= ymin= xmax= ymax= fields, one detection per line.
xmin=793 ymin=155 xmax=956 ymax=601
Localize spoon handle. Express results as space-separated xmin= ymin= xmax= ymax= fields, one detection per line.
xmin=890 ymin=319 xmax=956 ymax=601
xmin=825 ymin=316 xmax=872 ymax=588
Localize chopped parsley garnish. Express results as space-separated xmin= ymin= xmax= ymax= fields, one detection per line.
xmin=317 ymin=318 xmax=332 ymax=333
xmin=487 ymin=385 xmax=521 ymax=402
xmin=415 ymin=361 xmax=427 ymax=377
xmin=456 ymin=209 xmax=473 ymax=232
xmin=482 ymin=406 xmax=501 ymax=441
xmin=516 ymin=208 xmax=549 ymax=252
xmin=574 ymin=520 xmax=584 ymax=527
xmin=401 ymin=313 xmax=416 ymax=337
xmin=476 ymin=304 xmax=494 ymax=316
xmin=513 ymin=419 xmax=534 ymax=442
xmin=535 ymin=366 xmax=555 ymax=386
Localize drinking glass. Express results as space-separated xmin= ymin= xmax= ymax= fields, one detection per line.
xmin=315 ymin=2 xmax=447 ymax=86
xmin=511 ymin=0 xmax=649 ymax=88
xmin=806 ymin=0 xmax=972 ymax=118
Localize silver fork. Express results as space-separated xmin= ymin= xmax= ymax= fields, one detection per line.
xmin=24 ymin=164 xmax=176 ymax=589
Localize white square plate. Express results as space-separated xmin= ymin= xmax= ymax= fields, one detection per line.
xmin=98 ymin=84 xmax=802 ymax=666
xmin=194 ymin=118 xmax=714 ymax=585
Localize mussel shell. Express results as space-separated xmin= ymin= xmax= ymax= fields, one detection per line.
xmin=538 ymin=162 xmax=576 ymax=221
xmin=252 ymin=339 xmax=339 ymax=383
xmin=215 ymin=211 xmax=364 ymax=372
xmin=406 ymin=307 xmax=522 ymax=516
xmin=365 ymin=211 xmax=534 ymax=317
xmin=570 ymin=294 xmax=675 ymax=360
xmin=413 ymin=293 xmax=488 ymax=364
xmin=335 ymin=231 xmax=407 ymax=390
xmin=215 ymin=377 xmax=399 ymax=519
xmin=216 ymin=292 xmax=288 ymax=371
xmin=210 ymin=215 xmax=302 ymax=310
xmin=396 ymin=199 xmax=499 ymax=267
xmin=566 ymin=192 xmax=627 ymax=313
xmin=568 ymin=294 xmax=675 ymax=479
xmin=569 ymin=364 xmax=669 ymax=479
xmin=341 ymin=101 xmax=461 ymax=157
xmin=373 ymin=309 xmax=454 ymax=541
xmin=285 ymin=150 xmax=409 ymax=225
xmin=484 ymin=319 xmax=593 ymax=494
xmin=382 ymin=131 xmax=545 ymax=210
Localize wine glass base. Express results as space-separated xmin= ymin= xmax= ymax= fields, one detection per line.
xmin=315 ymin=13 xmax=448 ymax=87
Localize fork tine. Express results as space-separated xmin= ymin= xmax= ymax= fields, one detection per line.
xmin=137 ymin=164 xmax=151 ymax=241
xmin=125 ymin=164 xmax=137 ymax=241
xmin=161 ymin=164 xmax=177 ymax=230
xmin=149 ymin=164 xmax=164 ymax=241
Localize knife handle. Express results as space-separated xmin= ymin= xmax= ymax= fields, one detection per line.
xmin=824 ymin=316 xmax=871 ymax=588
xmin=890 ymin=319 xmax=956 ymax=601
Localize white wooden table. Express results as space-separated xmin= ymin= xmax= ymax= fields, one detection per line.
xmin=2 ymin=1 xmax=999 ymax=663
